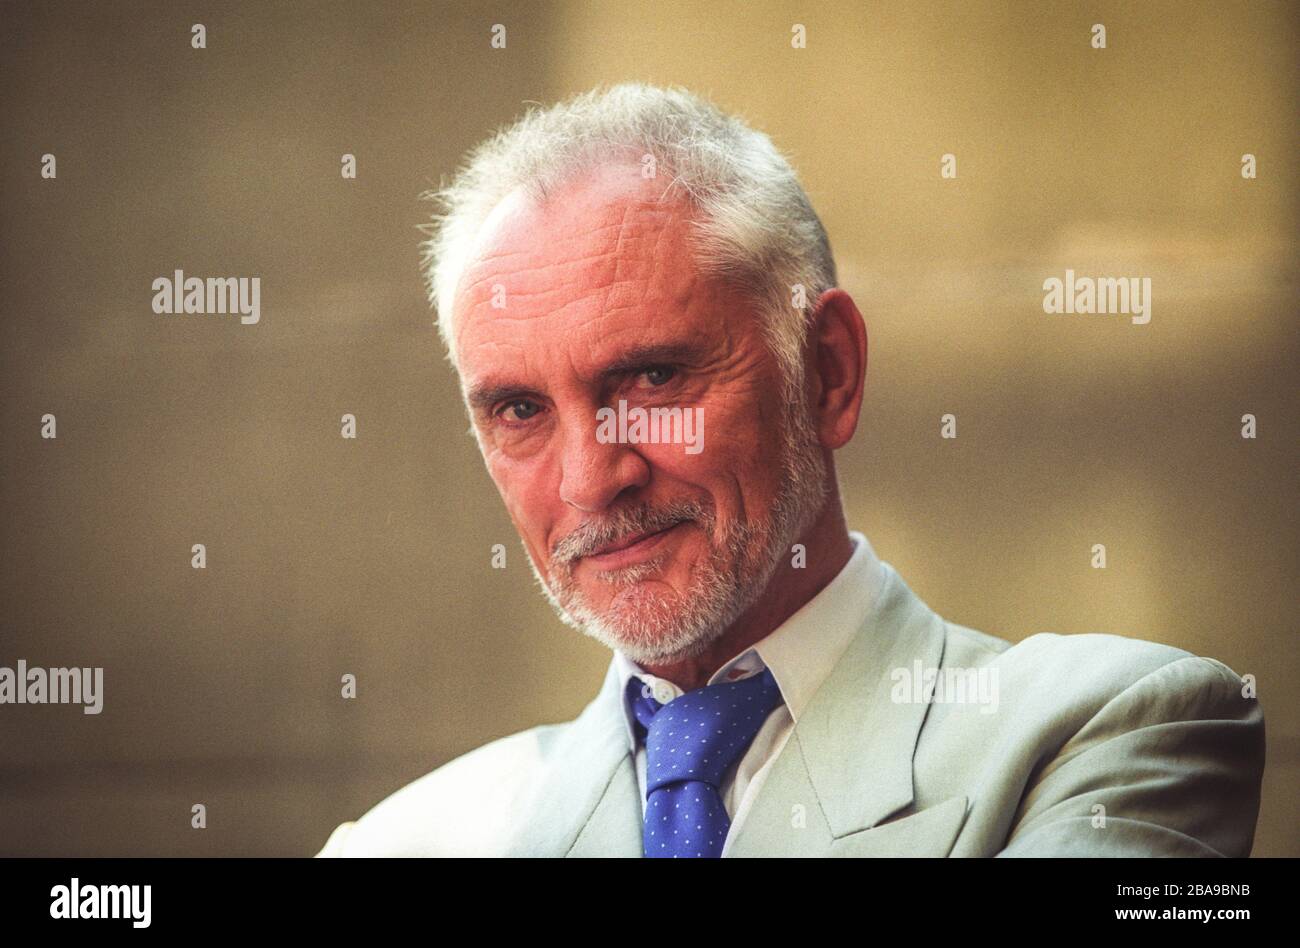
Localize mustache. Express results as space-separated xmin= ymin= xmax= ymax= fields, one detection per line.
xmin=552 ymin=499 xmax=714 ymax=565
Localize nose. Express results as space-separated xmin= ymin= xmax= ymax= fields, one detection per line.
xmin=557 ymin=409 xmax=650 ymax=513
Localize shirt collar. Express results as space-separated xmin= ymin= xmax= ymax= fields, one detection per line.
xmin=613 ymin=530 xmax=884 ymax=755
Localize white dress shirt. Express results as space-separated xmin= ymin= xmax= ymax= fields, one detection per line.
xmin=613 ymin=529 xmax=885 ymax=855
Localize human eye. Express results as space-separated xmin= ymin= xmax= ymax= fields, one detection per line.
xmin=494 ymin=398 xmax=544 ymax=424
xmin=635 ymin=365 xmax=678 ymax=388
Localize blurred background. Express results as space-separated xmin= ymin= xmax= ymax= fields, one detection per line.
xmin=0 ymin=0 xmax=1295 ymax=856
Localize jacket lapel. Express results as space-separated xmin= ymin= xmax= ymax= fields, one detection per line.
xmin=726 ymin=562 xmax=969 ymax=857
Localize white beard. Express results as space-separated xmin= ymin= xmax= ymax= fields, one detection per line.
xmin=525 ymin=392 xmax=829 ymax=665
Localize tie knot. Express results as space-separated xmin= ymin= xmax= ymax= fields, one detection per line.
xmin=626 ymin=667 xmax=784 ymax=794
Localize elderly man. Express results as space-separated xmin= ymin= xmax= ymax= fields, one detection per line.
xmin=317 ymin=84 xmax=1263 ymax=858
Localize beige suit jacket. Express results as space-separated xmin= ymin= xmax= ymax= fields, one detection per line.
xmin=316 ymin=559 xmax=1264 ymax=856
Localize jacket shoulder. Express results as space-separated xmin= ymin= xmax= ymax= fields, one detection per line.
xmin=933 ymin=627 xmax=1247 ymax=726
xmin=914 ymin=627 xmax=1262 ymax=856
xmin=321 ymin=721 xmax=570 ymax=856
xmin=990 ymin=630 xmax=1231 ymax=695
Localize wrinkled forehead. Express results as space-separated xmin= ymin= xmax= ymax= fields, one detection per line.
xmin=450 ymin=163 xmax=706 ymax=365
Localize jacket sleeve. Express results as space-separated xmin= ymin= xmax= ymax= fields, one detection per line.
xmin=997 ymin=656 xmax=1264 ymax=857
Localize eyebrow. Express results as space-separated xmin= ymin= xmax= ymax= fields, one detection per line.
xmin=465 ymin=340 xmax=708 ymax=413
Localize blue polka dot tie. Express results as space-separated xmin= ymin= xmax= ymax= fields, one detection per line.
xmin=627 ymin=667 xmax=784 ymax=858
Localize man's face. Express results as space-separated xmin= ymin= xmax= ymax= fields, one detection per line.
xmin=452 ymin=162 xmax=826 ymax=664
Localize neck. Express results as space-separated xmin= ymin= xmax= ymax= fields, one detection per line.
xmin=638 ymin=492 xmax=854 ymax=692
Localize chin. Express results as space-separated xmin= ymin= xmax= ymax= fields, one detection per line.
xmin=583 ymin=586 xmax=726 ymax=664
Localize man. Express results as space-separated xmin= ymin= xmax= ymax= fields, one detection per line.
xmin=317 ymin=83 xmax=1264 ymax=857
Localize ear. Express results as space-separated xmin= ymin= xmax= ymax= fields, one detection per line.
xmin=808 ymin=289 xmax=868 ymax=449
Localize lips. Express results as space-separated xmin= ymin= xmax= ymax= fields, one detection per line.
xmin=590 ymin=525 xmax=672 ymax=557
xmin=582 ymin=522 xmax=685 ymax=569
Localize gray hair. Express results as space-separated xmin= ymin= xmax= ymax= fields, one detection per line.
xmin=419 ymin=82 xmax=838 ymax=398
